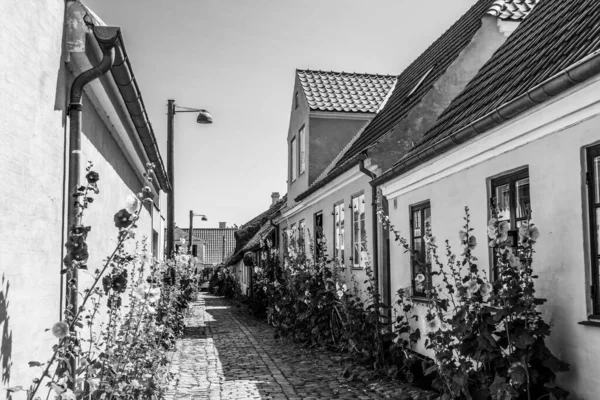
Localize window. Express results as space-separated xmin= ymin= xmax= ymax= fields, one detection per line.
xmin=314 ymin=211 xmax=324 ymax=260
xmin=295 ymin=91 xmax=299 ymax=109
xmin=282 ymin=227 xmax=288 ymax=257
xmin=299 ymin=126 xmax=306 ymax=175
xmin=192 ymin=244 xmax=198 ymax=257
xmin=290 ymin=137 xmax=298 ymax=182
xmin=587 ymin=145 xmax=600 ymax=314
xmin=490 ymin=168 xmax=530 ymax=278
xmin=299 ymin=219 xmax=306 ymax=253
xmin=410 ymin=201 xmax=431 ymax=297
xmin=333 ymin=202 xmax=345 ymax=263
xmin=351 ymin=194 xmax=366 ymax=268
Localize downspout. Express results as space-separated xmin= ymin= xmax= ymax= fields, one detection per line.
xmin=66 ymin=25 xmax=119 ymax=388
xmin=358 ymin=157 xmax=379 ymax=292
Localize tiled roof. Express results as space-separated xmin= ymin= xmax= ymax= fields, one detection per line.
xmin=180 ymin=228 xmax=237 ymax=265
xmin=405 ymin=0 xmax=600 ymax=160
xmin=297 ymin=70 xmax=396 ymax=113
xmin=487 ymin=0 xmax=540 ymax=20
xmin=227 ymin=196 xmax=287 ymax=265
xmin=333 ymin=0 xmax=496 ymax=168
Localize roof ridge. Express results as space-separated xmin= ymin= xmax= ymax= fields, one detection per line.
xmin=296 ymin=69 xmax=397 ymax=78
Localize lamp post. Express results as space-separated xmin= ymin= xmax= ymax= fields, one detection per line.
xmin=166 ymin=100 xmax=212 ymax=259
xmin=188 ymin=210 xmax=207 ymax=255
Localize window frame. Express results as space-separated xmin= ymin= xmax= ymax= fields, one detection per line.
xmin=587 ymin=144 xmax=600 ymax=316
xmin=299 ymin=125 xmax=306 ymax=175
xmin=351 ymin=192 xmax=366 ymax=269
xmin=409 ymin=200 xmax=431 ymax=298
xmin=489 ymin=167 xmax=530 ymax=279
xmin=290 ymin=136 xmax=298 ymax=182
xmin=333 ymin=201 xmax=345 ymax=264
xmin=295 ymin=91 xmax=299 ymax=109
xmin=298 ymin=219 xmax=306 ymax=253
xmin=314 ymin=211 xmax=324 ymax=260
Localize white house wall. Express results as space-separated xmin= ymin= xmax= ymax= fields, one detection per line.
xmin=381 ymin=75 xmax=600 ymax=398
xmin=279 ymin=168 xmax=376 ymax=299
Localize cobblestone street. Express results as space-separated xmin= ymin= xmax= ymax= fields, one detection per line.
xmin=166 ymin=293 xmax=433 ymax=400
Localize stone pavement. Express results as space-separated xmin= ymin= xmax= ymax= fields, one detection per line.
xmin=165 ymin=293 xmax=435 ymax=400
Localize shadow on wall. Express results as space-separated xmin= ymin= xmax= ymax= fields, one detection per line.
xmin=0 ymin=275 xmax=13 ymax=398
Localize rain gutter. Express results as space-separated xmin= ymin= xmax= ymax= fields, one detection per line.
xmin=371 ymin=49 xmax=600 ymax=188
xmin=359 ymin=158 xmax=379 ymax=289
xmin=109 ymin=32 xmax=171 ymax=192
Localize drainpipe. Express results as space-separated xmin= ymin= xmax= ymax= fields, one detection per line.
xmin=66 ymin=25 xmax=119 ymax=389
xmin=358 ymin=157 xmax=379 ymax=292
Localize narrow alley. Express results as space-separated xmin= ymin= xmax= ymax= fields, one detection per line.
xmin=165 ymin=293 xmax=432 ymax=400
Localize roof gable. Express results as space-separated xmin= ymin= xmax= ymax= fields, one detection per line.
xmin=333 ymin=0 xmax=496 ymax=168
xmin=297 ymin=70 xmax=396 ymax=114
xmin=404 ymin=0 xmax=600 ymax=160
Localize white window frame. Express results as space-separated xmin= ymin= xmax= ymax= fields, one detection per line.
xmin=351 ymin=193 xmax=366 ymax=268
xmin=333 ymin=201 xmax=345 ymax=263
xmin=299 ymin=126 xmax=306 ymax=175
xmin=290 ymin=136 xmax=298 ymax=182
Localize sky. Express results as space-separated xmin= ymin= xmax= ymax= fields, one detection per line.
xmin=84 ymin=0 xmax=478 ymax=228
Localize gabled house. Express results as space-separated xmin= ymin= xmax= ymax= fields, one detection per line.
xmin=374 ymin=0 xmax=600 ymax=396
xmin=276 ymin=0 xmax=516 ymax=296
xmin=0 ymin=1 xmax=169 ymax=388
xmin=227 ymin=193 xmax=286 ymax=297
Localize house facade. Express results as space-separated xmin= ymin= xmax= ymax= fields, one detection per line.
xmin=0 ymin=1 xmax=168 ymax=390
xmin=375 ymin=0 xmax=600 ymax=397
xmin=228 ymin=193 xmax=286 ymax=296
xmin=277 ymin=0 xmax=515 ymax=297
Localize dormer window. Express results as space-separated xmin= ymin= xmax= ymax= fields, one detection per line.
xmin=407 ymin=66 xmax=434 ymax=97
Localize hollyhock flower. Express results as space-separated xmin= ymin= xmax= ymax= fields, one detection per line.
xmin=124 ymin=194 xmax=141 ymax=214
xmin=466 ymin=279 xmax=481 ymax=295
xmin=480 ymin=282 xmax=493 ymax=296
xmin=449 ymin=254 xmax=456 ymax=263
xmin=87 ymin=378 xmax=100 ymax=392
xmin=459 ymin=230 xmax=468 ymax=241
xmin=508 ymin=253 xmax=522 ymax=269
xmin=415 ymin=274 xmax=426 ymax=283
xmin=52 ymin=321 xmax=69 ymax=339
xmin=107 ymin=296 xmax=122 ymax=309
xmin=337 ymin=290 xmax=344 ymax=299
xmin=426 ymin=317 xmax=441 ymax=333
xmin=440 ymin=322 xmax=451 ymax=332
xmin=111 ymin=270 xmax=128 ymax=293
xmin=467 ymin=236 xmax=477 ymax=250
xmin=114 ymin=209 xmax=133 ymax=229
xmin=61 ymin=389 xmax=76 ymax=400
xmin=498 ymin=221 xmax=510 ymax=241
xmin=144 ymin=304 xmax=156 ymax=314
xmin=130 ymin=379 xmax=141 ymax=389
xmin=519 ymin=222 xmax=540 ymax=246
xmin=134 ymin=283 xmax=161 ymax=302
xmin=51 ymin=380 xmax=67 ymax=395
xmin=487 ymin=218 xmax=497 ymax=239
xmin=85 ymin=171 xmax=99 ymax=183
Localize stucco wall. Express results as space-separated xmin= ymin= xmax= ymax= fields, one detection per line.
xmin=308 ymin=116 xmax=370 ymax=185
xmin=280 ymin=170 xmax=375 ymax=298
xmin=0 ymin=0 xmax=66 ymax=390
xmin=384 ymin=114 xmax=600 ymax=398
xmin=370 ymin=15 xmax=508 ymax=172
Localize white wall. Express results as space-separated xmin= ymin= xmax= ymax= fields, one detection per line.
xmin=382 ymin=77 xmax=600 ymax=398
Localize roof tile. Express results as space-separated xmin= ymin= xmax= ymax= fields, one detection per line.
xmin=404 ymin=0 xmax=600 ymax=162
xmin=297 ymin=70 xmax=396 ymax=113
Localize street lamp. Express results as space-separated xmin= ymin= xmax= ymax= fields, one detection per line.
xmin=188 ymin=210 xmax=207 ymax=255
xmin=166 ymin=100 xmax=213 ymax=259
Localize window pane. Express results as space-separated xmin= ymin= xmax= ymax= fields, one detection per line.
xmin=594 ymin=156 xmax=600 ymax=203
xmin=413 ymin=239 xmax=423 ymax=263
xmin=597 ymin=208 xmax=600 ymax=255
xmin=299 ymin=128 xmax=306 ymax=174
xmin=495 ymin=183 xmax=511 ymax=222
xmin=516 ymin=178 xmax=530 ymax=219
xmin=340 ymin=203 xmax=345 ymax=222
xmin=413 ymin=211 xmax=421 ymax=237
xmin=291 ymin=138 xmax=297 ymax=180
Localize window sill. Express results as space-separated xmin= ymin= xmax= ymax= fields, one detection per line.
xmin=578 ymin=320 xmax=600 ymax=328
xmin=411 ymin=296 xmax=429 ymax=304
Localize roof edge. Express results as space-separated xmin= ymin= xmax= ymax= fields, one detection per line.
xmin=372 ymin=49 xmax=600 ymax=187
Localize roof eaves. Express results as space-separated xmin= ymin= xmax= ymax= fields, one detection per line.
xmin=373 ymin=49 xmax=600 ymax=187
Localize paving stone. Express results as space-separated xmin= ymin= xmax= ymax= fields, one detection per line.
xmin=165 ymin=293 xmax=436 ymax=400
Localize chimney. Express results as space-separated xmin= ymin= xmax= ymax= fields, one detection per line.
xmin=271 ymin=192 xmax=280 ymax=205
xmin=219 ymin=222 xmax=226 ymax=229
